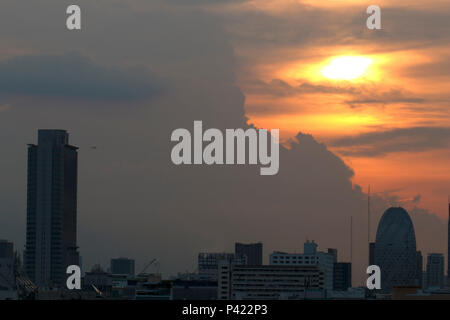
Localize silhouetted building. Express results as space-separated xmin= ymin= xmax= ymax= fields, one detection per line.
xmin=327 ymin=248 xmax=338 ymax=264
xmin=198 ymin=253 xmax=246 ymax=281
xmin=374 ymin=207 xmax=419 ymax=292
xmin=427 ymin=253 xmax=445 ymax=289
xmin=110 ymin=258 xmax=135 ymax=277
xmin=83 ymin=265 xmax=112 ymax=296
xmin=235 ymin=242 xmax=263 ymax=265
xmin=24 ymin=130 xmax=79 ymax=288
xmin=416 ymin=251 xmax=423 ymax=288
xmin=333 ymin=262 xmax=351 ymax=291
xmin=270 ymin=241 xmax=334 ymax=293
xmin=171 ymin=280 xmax=217 ymax=300
xmin=218 ymin=260 xmax=325 ymax=300
xmin=369 ymin=242 xmax=375 ymax=266
xmin=0 ymin=240 xmax=15 ymax=290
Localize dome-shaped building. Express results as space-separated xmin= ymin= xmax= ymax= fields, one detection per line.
xmin=374 ymin=207 xmax=419 ymax=292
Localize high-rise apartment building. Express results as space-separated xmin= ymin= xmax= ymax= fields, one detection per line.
xmin=24 ymin=130 xmax=79 ymax=287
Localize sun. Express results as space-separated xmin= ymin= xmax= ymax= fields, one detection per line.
xmin=321 ymin=56 xmax=373 ymax=80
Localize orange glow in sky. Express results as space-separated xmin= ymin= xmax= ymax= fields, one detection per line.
xmin=229 ymin=0 xmax=450 ymax=218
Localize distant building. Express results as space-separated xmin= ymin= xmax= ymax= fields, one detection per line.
xmin=426 ymin=253 xmax=445 ymax=289
xmin=416 ymin=251 xmax=423 ymax=288
xmin=110 ymin=258 xmax=135 ymax=277
xmin=369 ymin=242 xmax=375 ymax=266
xmin=198 ymin=253 xmax=246 ymax=281
xmin=392 ymin=287 xmax=450 ymax=300
xmin=374 ymin=207 xmax=419 ymax=292
xmin=0 ymin=240 xmax=15 ymax=290
xmin=218 ymin=261 xmax=325 ymax=300
xmin=235 ymin=242 xmax=263 ymax=265
xmin=269 ymin=240 xmax=334 ymax=292
xmin=327 ymin=249 xmax=338 ymax=264
xmin=333 ymin=262 xmax=351 ymax=291
xmin=171 ymin=280 xmax=217 ymax=300
xmin=24 ymin=130 xmax=79 ymax=288
xmin=83 ymin=265 xmax=112 ymax=297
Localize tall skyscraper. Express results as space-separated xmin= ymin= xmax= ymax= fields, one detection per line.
xmin=426 ymin=253 xmax=445 ymax=289
xmin=374 ymin=207 xmax=419 ymax=292
xmin=24 ymin=130 xmax=79 ymax=288
xmin=235 ymin=242 xmax=263 ymax=265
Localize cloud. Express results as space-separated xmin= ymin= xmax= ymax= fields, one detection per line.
xmin=0 ymin=0 xmax=447 ymax=288
xmin=0 ymin=53 xmax=162 ymax=101
xmin=330 ymin=127 xmax=450 ymax=156
xmin=344 ymin=89 xmax=426 ymax=108
xmin=247 ymin=79 xmax=358 ymax=97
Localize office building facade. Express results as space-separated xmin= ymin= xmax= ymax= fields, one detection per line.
xmin=426 ymin=253 xmax=445 ymax=289
xmin=218 ymin=261 xmax=325 ymax=300
xmin=0 ymin=240 xmax=15 ymax=290
xmin=333 ymin=262 xmax=351 ymax=291
xmin=235 ymin=242 xmax=263 ymax=265
xmin=25 ymin=130 xmax=79 ymax=287
xmin=269 ymin=240 xmax=334 ymax=292
xmin=110 ymin=258 xmax=135 ymax=277
xmin=198 ymin=253 xmax=246 ymax=281
xmin=374 ymin=207 xmax=419 ymax=292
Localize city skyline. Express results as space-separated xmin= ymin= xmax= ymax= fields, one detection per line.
xmin=0 ymin=0 xmax=449 ymax=291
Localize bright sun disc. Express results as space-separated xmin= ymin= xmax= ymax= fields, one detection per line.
xmin=321 ymin=56 xmax=373 ymax=80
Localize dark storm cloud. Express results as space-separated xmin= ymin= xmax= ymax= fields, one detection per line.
xmin=0 ymin=53 xmax=161 ymax=101
xmin=331 ymin=127 xmax=450 ymax=157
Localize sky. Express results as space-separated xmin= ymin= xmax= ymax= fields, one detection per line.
xmin=0 ymin=0 xmax=449 ymax=286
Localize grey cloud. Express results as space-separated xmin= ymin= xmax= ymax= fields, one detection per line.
xmin=331 ymin=127 xmax=450 ymax=157
xmin=247 ymin=79 xmax=358 ymax=97
xmin=225 ymin=3 xmax=450 ymax=53
xmin=0 ymin=53 xmax=162 ymax=101
xmin=345 ymin=89 xmax=426 ymax=108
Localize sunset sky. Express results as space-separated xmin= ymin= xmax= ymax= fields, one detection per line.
xmin=210 ymin=0 xmax=450 ymax=218
xmin=0 ymin=0 xmax=449 ymax=282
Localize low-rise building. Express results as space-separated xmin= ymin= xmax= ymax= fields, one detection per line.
xmin=218 ymin=261 xmax=325 ymax=300
xmin=269 ymin=240 xmax=334 ymax=293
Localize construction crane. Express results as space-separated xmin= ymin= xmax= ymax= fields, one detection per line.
xmin=138 ymin=259 xmax=157 ymax=276
xmin=91 ymin=284 xmax=103 ymax=298
xmin=15 ymin=271 xmax=37 ymax=300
